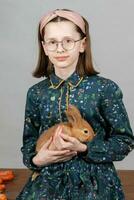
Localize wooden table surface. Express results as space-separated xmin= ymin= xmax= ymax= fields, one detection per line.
xmin=1 ymin=169 xmax=134 ymax=200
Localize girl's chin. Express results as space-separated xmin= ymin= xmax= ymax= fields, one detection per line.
xmin=54 ymin=65 xmax=70 ymax=69
xmin=54 ymin=60 xmax=68 ymax=64
xmin=53 ymin=61 xmax=70 ymax=68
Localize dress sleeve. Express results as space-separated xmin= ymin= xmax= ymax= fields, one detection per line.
xmin=21 ymin=87 xmax=42 ymax=171
xmin=80 ymin=80 xmax=134 ymax=163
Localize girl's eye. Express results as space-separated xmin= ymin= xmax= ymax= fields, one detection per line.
xmin=65 ymin=39 xmax=72 ymax=43
xmin=49 ymin=40 xmax=56 ymax=45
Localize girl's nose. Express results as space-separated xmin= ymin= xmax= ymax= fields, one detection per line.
xmin=56 ymin=42 xmax=65 ymax=52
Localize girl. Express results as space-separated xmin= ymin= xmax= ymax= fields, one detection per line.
xmin=17 ymin=9 xmax=134 ymax=200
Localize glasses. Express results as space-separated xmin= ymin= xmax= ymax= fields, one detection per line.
xmin=42 ymin=37 xmax=83 ymax=51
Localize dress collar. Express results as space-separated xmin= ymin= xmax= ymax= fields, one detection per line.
xmin=49 ymin=70 xmax=84 ymax=89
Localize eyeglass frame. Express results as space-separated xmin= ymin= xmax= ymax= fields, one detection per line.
xmin=41 ymin=37 xmax=85 ymax=51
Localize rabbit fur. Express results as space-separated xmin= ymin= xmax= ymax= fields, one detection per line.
xmin=36 ymin=104 xmax=95 ymax=152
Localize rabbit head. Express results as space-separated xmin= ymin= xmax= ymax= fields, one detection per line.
xmin=65 ymin=105 xmax=95 ymax=142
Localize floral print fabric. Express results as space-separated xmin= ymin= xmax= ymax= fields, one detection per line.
xmin=16 ymin=71 xmax=134 ymax=200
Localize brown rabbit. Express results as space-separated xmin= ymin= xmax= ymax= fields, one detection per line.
xmin=36 ymin=104 xmax=95 ymax=152
xmin=32 ymin=105 xmax=95 ymax=181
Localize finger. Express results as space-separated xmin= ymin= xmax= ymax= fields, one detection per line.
xmin=54 ymin=155 xmax=76 ymax=163
xmin=54 ymin=155 xmax=72 ymax=162
xmin=52 ymin=150 xmax=77 ymax=158
xmin=53 ymin=130 xmax=64 ymax=148
xmin=57 ymin=126 xmax=63 ymax=136
xmin=65 ymin=151 xmax=77 ymax=156
xmin=53 ymin=126 xmax=62 ymax=140
xmin=60 ymin=133 xmax=74 ymax=142
xmin=51 ymin=151 xmax=77 ymax=163
xmin=51 ymin=149 xmax=70 ymax=156
xmin=54 ymin=132 xmax=73 ymax=150
xmin=55 ymin=137 xmax=68 ymax=151
xmin=41 ymin=137 xmax=53 ymax=150
xmin=56 ymin=125 xmax=62 ymax=134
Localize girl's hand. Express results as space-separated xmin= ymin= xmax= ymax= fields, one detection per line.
xmin=53 ymin=126 xmax=87 ymax=153
xmin=32 ymin=137 xmax=77 ymax=167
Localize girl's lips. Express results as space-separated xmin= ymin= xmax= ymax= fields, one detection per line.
xmin=54 ymin=56 xmax=69 ymax=61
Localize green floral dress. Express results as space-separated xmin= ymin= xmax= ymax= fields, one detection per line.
xmin=16 ymin=71 xmax=134 ymax=200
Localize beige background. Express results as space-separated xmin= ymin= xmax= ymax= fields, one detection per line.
xmin=0 ymin=0 xmax=134 ymax=169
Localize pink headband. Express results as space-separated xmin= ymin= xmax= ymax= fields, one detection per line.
xmin=39 ymin=9 xmax=86 ymax=36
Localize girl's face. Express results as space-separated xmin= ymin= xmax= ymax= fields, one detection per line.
xmin=42 ymin=21 xmax=86 ymax=72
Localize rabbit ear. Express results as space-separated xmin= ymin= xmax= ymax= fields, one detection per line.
xmin=65 ymin=105 xmax=82 ymax=124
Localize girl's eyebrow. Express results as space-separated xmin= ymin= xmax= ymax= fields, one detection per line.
xmin=45 ymin=36 xmax=74 ymax=40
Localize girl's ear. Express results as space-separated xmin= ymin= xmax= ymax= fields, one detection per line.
xmin=79 ymin=37 xmax=86 ymax=53
xmin=41 ymin=41 xmax=48 ymax=56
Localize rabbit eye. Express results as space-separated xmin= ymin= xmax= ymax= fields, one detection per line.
xmin=83 ymin=129 xmax=89 ymax=134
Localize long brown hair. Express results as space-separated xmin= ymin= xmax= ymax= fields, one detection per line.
xmin=32 ymin=9 xmax=99 ymax=78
